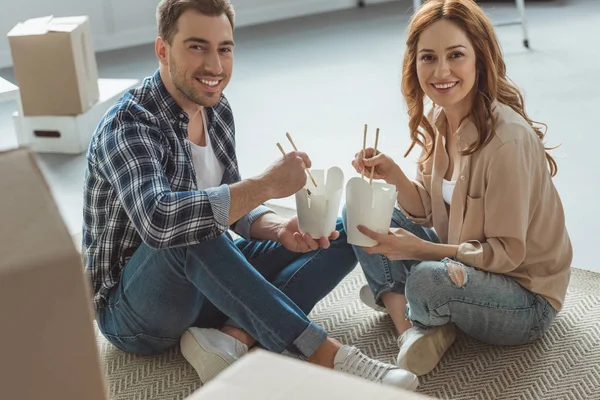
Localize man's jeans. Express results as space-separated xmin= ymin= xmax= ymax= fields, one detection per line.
xmin=96 ymin=218 xmax=357 ymax=357
xmin=342 ymin=207 xmax=557 ymax=346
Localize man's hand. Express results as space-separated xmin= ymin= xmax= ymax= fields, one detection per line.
xmin=261 ymin=151 xmax=311 ymax=199
xmin=358 ymin=225 xmax=426 ymax=260
xmin=276 ymin=216 xmax=340 ymax=252
xmin=228 ymin=151 xmax=311 ymax=226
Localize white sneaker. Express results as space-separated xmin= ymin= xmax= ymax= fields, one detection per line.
xmin=180 ymin=327 xmax=248 ymax=384
xmin=359 ymin=284 xmax=388 ymax=313
xmin=333 ymin=345 xmax=419 ymax=391
xmin=396 ymin=324 xmax=457 ymax=376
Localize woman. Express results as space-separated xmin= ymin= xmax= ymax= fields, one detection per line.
xmin=343 ymin=0 xmax=572 ymax=377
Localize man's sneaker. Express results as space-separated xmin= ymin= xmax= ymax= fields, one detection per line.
xmin=396 ymin=324 xmax=457 ymax=376
xmin=359 ymin=284 xmax=388 ymax=313
xmin=180 ymin=327 xmax=248 ymax=384
xmin=333 ymin=345 xmax=419 ymax=390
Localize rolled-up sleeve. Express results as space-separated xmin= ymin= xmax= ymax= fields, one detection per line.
xmin=233 ymin=204 xmax=275 ymax=240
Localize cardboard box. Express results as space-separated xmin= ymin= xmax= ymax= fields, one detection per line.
xmin=0 ymin=148 xmax=107 ymax=400
xmin=13 ymin=78 xmax=139 ymax=154
xmin=7 ymin=15 xmax=100 ymax=116
xmin=188 ymin=349 xmax=438 ymax=400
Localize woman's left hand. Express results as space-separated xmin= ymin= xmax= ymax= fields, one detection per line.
xmin=358 ymin=225 xmax=426 ymax=260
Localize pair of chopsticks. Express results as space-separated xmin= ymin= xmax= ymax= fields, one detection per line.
xmin=361 ymin=124 xmax=380 ymax=185
xmin=276 ymin=132 xmax=318 ymax=189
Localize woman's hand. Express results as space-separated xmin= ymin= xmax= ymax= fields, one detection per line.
xmin=358 ymin=225 xmax=426 ymax=260
xmin=352 ymin=148 xmax=401 ymax=184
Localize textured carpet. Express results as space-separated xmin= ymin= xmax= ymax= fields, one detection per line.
xmin=96 ymin=267 xmax=600 ymax=400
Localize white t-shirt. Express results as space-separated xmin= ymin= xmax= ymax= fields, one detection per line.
xmin=442 ymin=179 xmax=456 ymax=205
xmin=189 ymin=109 xmax=225 ymax=190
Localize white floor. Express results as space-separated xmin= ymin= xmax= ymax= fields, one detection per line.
xmin=1 ymin=0 xmax=598 ymax=272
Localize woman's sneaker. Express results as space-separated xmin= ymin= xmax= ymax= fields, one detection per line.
xmin=396 ymin=324 xmax=457 ymax=376
xmin=359 ymin=284 xmax=388 ymax=313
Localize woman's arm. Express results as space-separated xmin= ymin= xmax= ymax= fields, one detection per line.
xmin=416 ymin=242 xmax=460 ymax=260
xmin=389 ymin=163 xmax=430 ymax=223
xmin=361 ymin=135 xmax=539 ymax=270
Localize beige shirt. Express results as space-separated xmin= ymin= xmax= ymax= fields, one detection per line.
xmin=398 ymin=101 xmax=573 ymax=311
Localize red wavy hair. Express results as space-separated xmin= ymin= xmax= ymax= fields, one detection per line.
xmin=401 ymin=0 xmax=557 ymax=176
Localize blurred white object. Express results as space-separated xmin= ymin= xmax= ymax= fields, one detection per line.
xmin=0 ymin=77 xmax=18 ymax=103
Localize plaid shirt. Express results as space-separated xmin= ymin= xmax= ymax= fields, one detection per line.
xmin=83 ymin=70 xmax=272 ymax=309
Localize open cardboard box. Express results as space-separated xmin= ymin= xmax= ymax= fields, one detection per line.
xmin=0 ymin=148 xmax=107 ymax=400
xmin=7 ymin=16 xmax=100 ymax=117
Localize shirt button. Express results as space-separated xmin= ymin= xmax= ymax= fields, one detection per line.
xmin=179 ymin=113 xmax=185 ymax=119
xmin=460 ymin=175 xmax=466 ymax=181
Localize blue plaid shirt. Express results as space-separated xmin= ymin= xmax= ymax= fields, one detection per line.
xmin=82 ymin=70 xmax=273 ymax=309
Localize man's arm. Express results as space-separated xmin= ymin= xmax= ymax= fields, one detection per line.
xmin=228 ymin=178 xmax=273 ymax=226
xmin=389 ymin=165 xmax=428 ymax=220
xmin=98 ymin=116 xmax=272 ymax=248
xmin=227 ymin=181 xmax=279 ymax=240
xmin=246 ymin=212 xmax=287 ymax=242
xmin=99 ymin=113 xmax=310 ymax=248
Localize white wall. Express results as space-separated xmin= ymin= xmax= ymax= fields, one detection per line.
xmin=0 ymin=0 xmax=396 ymax=69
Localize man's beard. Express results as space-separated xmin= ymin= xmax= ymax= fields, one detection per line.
xmin=170 ymin=56 xmax=222 ymax=107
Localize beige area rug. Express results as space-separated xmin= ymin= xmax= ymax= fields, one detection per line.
xmin=96 ymin=266 xmax=600 ymax=400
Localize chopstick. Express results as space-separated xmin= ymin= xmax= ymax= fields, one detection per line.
xmin=369 ymin=128 xmax=380 ymax=185
xmin=276 ymin=142 xmax=286 ymax=156
xmin=276 ymin=142 xmax=312 ymax=195
xmin=285 ymin=132 xmax=318 ymax=188
xmin=361 ymin=124 xmax=368 ymax=179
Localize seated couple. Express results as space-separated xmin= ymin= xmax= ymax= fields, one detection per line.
xmin=82 ymin=0 xmax=572 ymax=391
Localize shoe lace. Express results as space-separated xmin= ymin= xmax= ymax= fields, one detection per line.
xmin=339 ymin=348 xmax=391 ymax=382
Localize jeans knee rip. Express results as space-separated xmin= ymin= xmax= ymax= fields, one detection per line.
xmin=441 ymin=258 xmax=468 ymax=288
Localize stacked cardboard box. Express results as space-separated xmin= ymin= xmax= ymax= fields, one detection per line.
xmin=8 ymin=16 xmax=100 ymax=117
xmin=7 ymin=16 xmax=138 ymax=154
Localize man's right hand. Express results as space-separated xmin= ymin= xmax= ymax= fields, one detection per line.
xmin=261 ymin=151 xmax=311 ymax=199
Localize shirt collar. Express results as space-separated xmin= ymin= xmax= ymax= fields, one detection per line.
xmin=151 ymin=69 xmax=189 ymax=124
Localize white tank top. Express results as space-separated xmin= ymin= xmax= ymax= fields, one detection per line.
xmin=189 ymin=109 xmax=225 ymax=190
xmin=442 ymin=179 xmax=456 ymax=204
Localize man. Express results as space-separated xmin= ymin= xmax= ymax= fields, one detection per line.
xmin=82 ymin=0 xmax=418 ymax=390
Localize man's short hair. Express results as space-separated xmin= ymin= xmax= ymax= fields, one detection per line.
xmin=157 ymin=0 xmax=235 ymax=44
